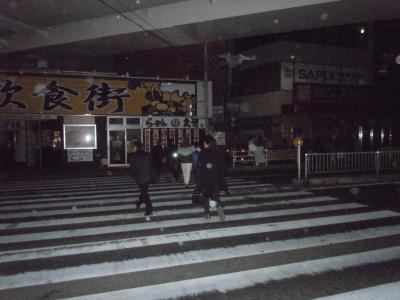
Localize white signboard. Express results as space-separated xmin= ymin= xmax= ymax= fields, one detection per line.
xmin=341 ymin=67 xmax=367 ymax=85
xmin=67 ymin=149 xmax=93 ymax=162
xmin=296 ymin=63 xmax=326 ymax=84
xmin=142 ymin=116 xmax=205 ymax=129
xmin=281 ymin=62 xmax=368 ymax=90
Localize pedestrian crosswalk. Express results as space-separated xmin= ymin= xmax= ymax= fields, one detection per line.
xmin=0 ymin=175 xmax=400 ymax=299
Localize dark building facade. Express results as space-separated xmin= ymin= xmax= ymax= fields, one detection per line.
xmin=227 ymin=41 xmax=397 ymax=152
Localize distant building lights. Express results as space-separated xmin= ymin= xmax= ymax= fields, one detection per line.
xmin=360 ymin=27 xmax=366 ymax=34
xmin=358 ymin=126 xmax=363 ymax=141
xmin=320 ymin=13 xmax=328 ymax=21
xmin=395 ymin=54 xmax=400 ymax=65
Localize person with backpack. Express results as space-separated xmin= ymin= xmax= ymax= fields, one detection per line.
xmin=191 ymin=142 xmax=201 ymax=171
xmin=191 ymin=142 xmax=202 ymax=206
xmin=129 ymin=142 xmax=155 ymax=220
xmin=196 ymin=135 xmax=226 ymax=220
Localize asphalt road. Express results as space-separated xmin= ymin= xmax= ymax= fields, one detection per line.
xmin=1 ymin=173 xmax=400 ymax=299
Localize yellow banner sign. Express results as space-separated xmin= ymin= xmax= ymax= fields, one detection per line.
xmin=0 ymin=73 xmax=196 ymax=116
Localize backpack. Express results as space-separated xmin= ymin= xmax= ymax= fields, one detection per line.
xmin=192 ymin=150 xmax=200 ymax=169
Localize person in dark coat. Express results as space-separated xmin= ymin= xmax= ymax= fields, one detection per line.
xmin=218 ymin=153 xmax=230 ymax=195
xmin=129 ymin=142 xmax=154 ymax=218
xmin=196 ymin=135 xmax=226 ymax=220
xmin=166 ymin=141 xmax=180 ymax=182
xmin=151 ymin=140 xmax=166 ymax=179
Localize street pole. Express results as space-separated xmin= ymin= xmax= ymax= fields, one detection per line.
xmin=293 ymin=137 xmax=303 ymax=181
xmin=297 ymin=144 xmax=301 ymax=180
xmin=203 ymin=42 xmax=209 ymax=132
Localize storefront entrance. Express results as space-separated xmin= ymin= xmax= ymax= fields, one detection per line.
xmin=107 ymin=117 xmax=142 ymax=166
xmin=0 ymin=116 xmax=62 ymax=170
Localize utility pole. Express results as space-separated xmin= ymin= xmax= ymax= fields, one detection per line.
xmin=203 ymin=42 xmax=210 ymax=133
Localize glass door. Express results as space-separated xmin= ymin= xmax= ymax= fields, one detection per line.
xmin=109 ymin=130 xmax=126 ymax=165
xmin=127 ymin=129 xmax=141 ymax=154
xmin=107 ymin=117 xmax=142 ymax=166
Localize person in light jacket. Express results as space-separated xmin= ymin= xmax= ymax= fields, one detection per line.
xmin=177 ymin=142 xmax=195 ymax=187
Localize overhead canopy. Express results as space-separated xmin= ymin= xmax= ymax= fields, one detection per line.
xmin=0 ymin=0 xmax=400 ymax=55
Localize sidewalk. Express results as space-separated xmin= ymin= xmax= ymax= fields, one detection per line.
xmin=229 ymin=163 xmax=296 ymax=175
xmin=0 ymin=167 xmax=129 ymax=181
xmin=303 ymin=173 xmax=400 ymax=186
xmin=2 ymin=163 xmax=400 ymax=186
xmin=1 ymin=162 xmax=296 ymax=181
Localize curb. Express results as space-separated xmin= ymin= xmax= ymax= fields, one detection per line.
xmin=298 ymin=174 xmax=400 ymax=187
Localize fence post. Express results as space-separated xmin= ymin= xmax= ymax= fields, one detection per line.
xmin=376 ymin=151 xmax=380 ymax=175
xmin=305 ymin=153 xmax=308 ymax=179
xmin=297 ymin=145 xmax=301 ymax=180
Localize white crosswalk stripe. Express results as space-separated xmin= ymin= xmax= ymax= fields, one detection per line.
xmin=59 ymin=247 xmax=400 ymax=300
xmin=0 ymin=174 xmax=399 ymax=299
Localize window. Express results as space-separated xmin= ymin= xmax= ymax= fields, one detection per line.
xmin=108 ymin=118 xmax=123 ymax=125
xmin=64 ymin=125 xmax=97 ymax=149
xmin=127 ymin=118 xmax=140 ymax=125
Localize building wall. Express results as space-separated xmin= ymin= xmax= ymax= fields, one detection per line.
xmin=228 ymin=41 xmax=391 ymax=151
xmin=233 ymin=91 xmax=292 ymax=118
xmin=242 ymin=41 xmax=373 ymax=74
xmin=231 ymin=63 xmax=281 ymax=97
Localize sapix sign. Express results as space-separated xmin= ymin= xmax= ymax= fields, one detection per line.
xmin=295 ymin=63 xmax=367 ymax=86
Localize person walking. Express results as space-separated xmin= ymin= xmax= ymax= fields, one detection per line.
xmin=196 ymin=135 xmax=226 ymax=220
xmin=166 ymin=141 xmax=179 ymax=182
xmin=248 ymin=135 xmax=256 ymax=156
xmin=191 ymin=142 xmax=202 ymax=206
xmin=129 ymin=142 xmax=155 ymax=221
xmin=177 ymin=142 xmax=195 ymax=188
xmin=151 ymin=140 xmax=166 ymax=181
xmin=219 ymin=152 xmax=230 ymax=195
xmin=191 ymin=142 xmax=201 ymax=171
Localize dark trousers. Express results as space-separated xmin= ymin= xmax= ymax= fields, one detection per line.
xmin=219 ymin=178 xmax=229 ymax=193
xmin=138 ymin=184 xmax=153 ymax=213
xmin=201 ymin=185 xmax=222 ymax=214
xmin=154 ymin=161 xmax=162 ymax=177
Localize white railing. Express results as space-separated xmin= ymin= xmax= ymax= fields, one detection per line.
xmin=304 ymin=151 xmax=400 ymax=179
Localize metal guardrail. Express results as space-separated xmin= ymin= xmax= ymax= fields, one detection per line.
xmin=304 ymin=151 xmax=400 ymax=179
xmin=232 ymin=150 xmax=257 ymax=167
xmin=232 ymin=148 xmax=297 ymax=167
xmin=266 ymin=149 xmax=297 ymax=166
